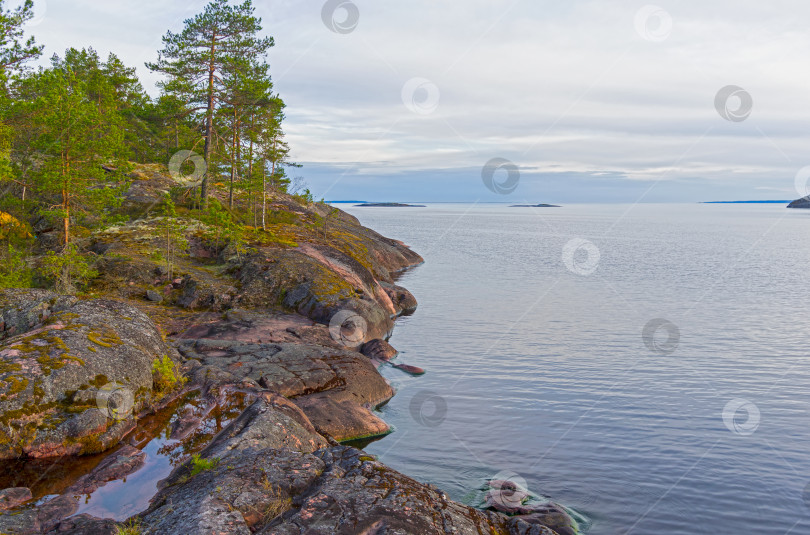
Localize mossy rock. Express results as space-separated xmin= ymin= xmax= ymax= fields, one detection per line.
xmin=0 ymin=293 xmax=181 ymax=459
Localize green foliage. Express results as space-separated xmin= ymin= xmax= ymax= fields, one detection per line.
xmin=40 ymin=244 xmax=98 ymax=294
xmin=316 ymin=205 xmax=340 ymax=239
xmin=10 ymin=49 xmax=129 ymax=244
xmin=264 ymin=210 xmax=298 ymax=226
xmin=293 ymin=188 xmax=314 ymax=206
xmin=190 ymin=453 xmax=219 ymax=476
xmin=152 ymin=355 xmax=181 ymax=393
xmin=0 ymin=121 xmax=11 ymax=181
xmin=0 ymin=243 xmax=32 ymax=288
xmin=114 ymin=519 xmax=141 ymax=535
xmin=0 ymin=211 xmax=33 ymax=288
xmin=0 ymin=0 xmax=306 ymax=266
xmin=0 ymin=0 xmax=43 ymax=78
xmin=198 ymin=198 xmax=241 ymax=250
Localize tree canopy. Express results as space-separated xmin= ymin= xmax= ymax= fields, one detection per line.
xmin=0 ymin=0 xmax=307 ymax=291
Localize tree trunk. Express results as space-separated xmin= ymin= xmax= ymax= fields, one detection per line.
xmin=229 ymin=108 xmax=237 ymax=209
xmin=63 ymin=157 xmax=70 ymax=246
xmin=166 ymin=218 xmax=172 ymax=280
xmin=261 ymin=157 xmax=266 ymax=231
xmin=63 ymin=191 xmax=70 ymax=246
xmin=201 ymin=35 xmax=217 ymax=209
xmin=249 ymin=114 xmax=255 ymax=225
xmin=270 ymin=138 xmax=277 ymax=191
xmin=248 ymin=115 xmax=254 ymax=182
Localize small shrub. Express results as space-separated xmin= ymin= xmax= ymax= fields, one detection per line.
xmin=40 ymin=244 xmax=98 ymax=294
xmin=264 ymin=210 xmax=298 ymax=226
xmin=0 ymin=243 xmax=32 ymax=288
xmin=292 ymin=188 xmax=314 ymax=205
xmin=115 ymin=519 xmax=140 ymax=535
xmin=151 ymin=355 xmax=181 ymax=393
xmin=190 ymin=453 xmax=219 ymax=476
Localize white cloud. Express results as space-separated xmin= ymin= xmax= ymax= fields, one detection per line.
xmin=19 ymin=0 xmax=810 ymax=200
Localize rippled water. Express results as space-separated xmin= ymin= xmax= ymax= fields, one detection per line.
xmin=341 ymin=203 xmax=810 ymax=535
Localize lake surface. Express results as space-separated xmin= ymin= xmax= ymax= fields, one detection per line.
xmin=341 ymin=203 xmax=810 ymax=535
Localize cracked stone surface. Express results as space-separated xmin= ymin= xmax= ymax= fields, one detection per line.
xmin=179 ymin=340 xmax=394 ymax=442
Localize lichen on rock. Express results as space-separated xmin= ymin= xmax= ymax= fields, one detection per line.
xmin=0 ymin=294 xmax=181 ymax=459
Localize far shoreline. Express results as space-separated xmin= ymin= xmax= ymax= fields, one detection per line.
xmin=354 ymin=202 xmax=427 ymax=208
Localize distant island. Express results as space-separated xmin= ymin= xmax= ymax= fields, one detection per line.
xmin=355 ymin=203 xmax=427 ymax=207
xmin=702 ymin=200 xmax=792 ymax=204
xmin=787 ymin=196 xmax=810 ymax=208
xmin=510 ymin=203 xmax=561 ymax=208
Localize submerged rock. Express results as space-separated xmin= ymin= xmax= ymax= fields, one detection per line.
xmin=389 ymin=362 xmax=426 ymax=375
xmin=515 ymin=505 xmax=578 ymax=535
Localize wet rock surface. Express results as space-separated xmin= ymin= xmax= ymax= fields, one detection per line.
xmin=0 ymin=487 xmax=32 ymax=511
xmin=40 ymin=396 xmax=573 ymax=535
xmin=362 ymin=338 xmax=398 ymax=361
xmin=46 ymin=514 xmax=118 ymax=534
xmin=200 ymin=397 xmax=328 ymax=457
xmin=380 ymin=281 xmax=419 ymax=316
xmin=0 ymin=445 xmax=147 ymax=533
xmin=129 ymin=442 xmax=572 ymax=535
xmin=0 ymin=310 xmax=578 ymax=535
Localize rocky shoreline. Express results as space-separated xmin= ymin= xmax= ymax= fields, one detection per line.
xmin=0 ymin=167 xmax=578 ymax=534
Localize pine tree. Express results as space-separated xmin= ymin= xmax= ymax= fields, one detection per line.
xmin=0 ymin=0 xmax=42 ymax=201
xmin=220 ymin=57 xmax=273 ymax=208
xmin=256 ymin=96 xmax=297 ymax=228
xmin=13 ymin=51 xmax=128 ymax=246
xmin=146 ymin=0 xmax=274 ymax=209
xmin=0 ymin=0 xmax=43 ymax=81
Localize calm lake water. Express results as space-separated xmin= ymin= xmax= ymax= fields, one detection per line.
xmin=340 ymin=203 xmax=810 ymax=535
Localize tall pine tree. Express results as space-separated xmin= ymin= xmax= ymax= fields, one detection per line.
xmin=146 ymin=0 xmax=273 ymax=209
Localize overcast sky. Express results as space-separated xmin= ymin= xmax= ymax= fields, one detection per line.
xmin=19 ymin=0 xmax=810 ymax=202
